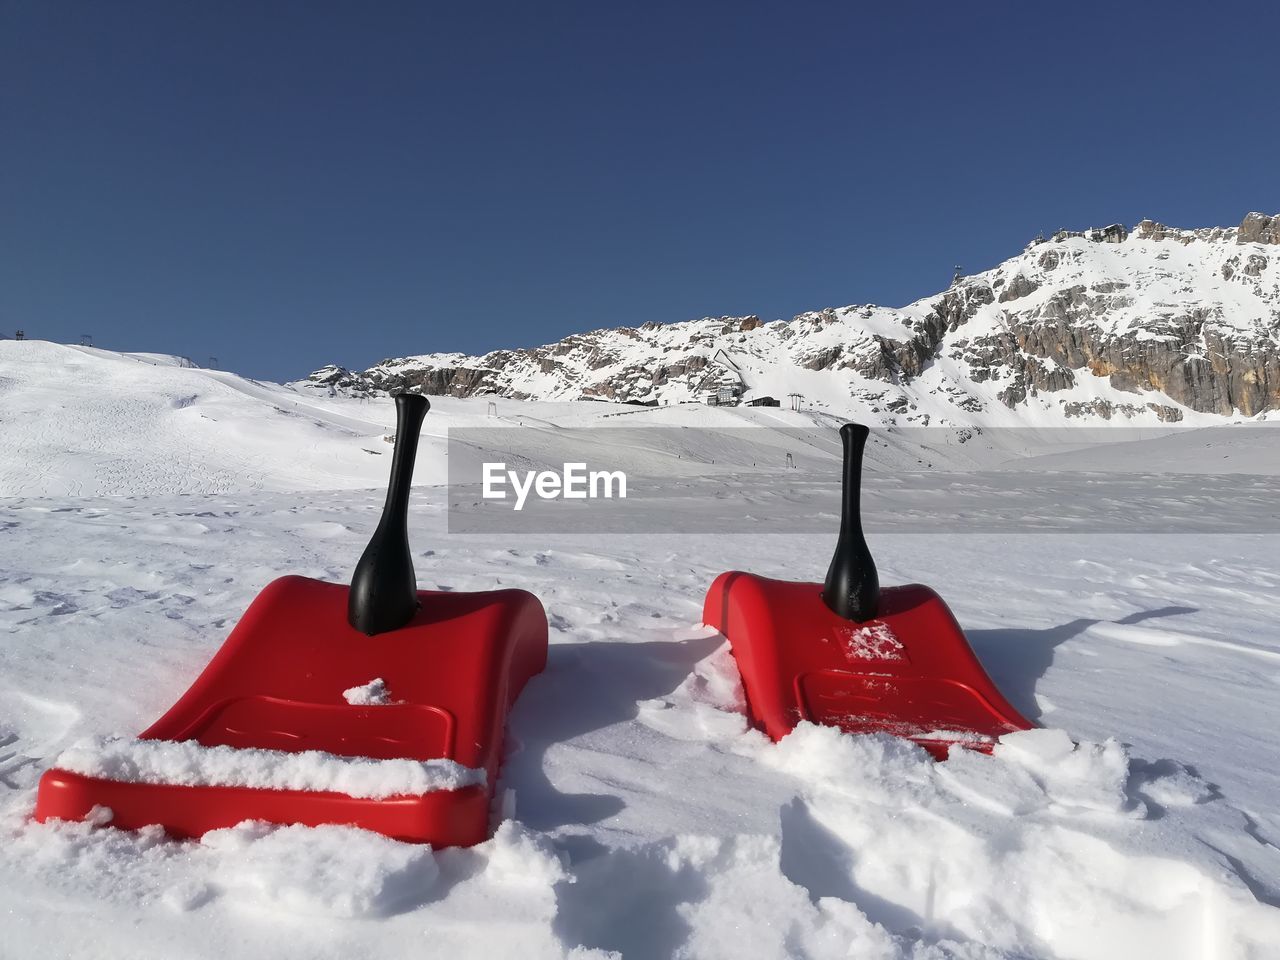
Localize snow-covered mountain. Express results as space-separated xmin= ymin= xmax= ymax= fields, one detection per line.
xmin=308 ymin=212 xmax=1280 ymax=425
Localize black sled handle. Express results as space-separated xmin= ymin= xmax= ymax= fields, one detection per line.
xmin=348 ymin=393 xmax=430 ymax=635
xmin=821 ymin=423 xmax=880 ymax=621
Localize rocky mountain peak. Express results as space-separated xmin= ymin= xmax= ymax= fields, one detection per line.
xmin=306 ymin=214 xmax=1279 ymax=425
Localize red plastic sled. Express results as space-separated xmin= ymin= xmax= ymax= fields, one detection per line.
xmin=702 ymin=425 xmax=1031 ymax=759
xmin=36 ymin=395 xmax=549 ymax=845
xmin=36 ymin=576 xmax=547 ymax=844
xmin=702 ymin=575 xmax=1030 ymax=758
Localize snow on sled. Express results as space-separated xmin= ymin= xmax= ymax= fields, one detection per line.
xmin=702 ymin=423 xmax=1031 ymax=759
xmin=36 ymin=394 xmax=548 ymax=846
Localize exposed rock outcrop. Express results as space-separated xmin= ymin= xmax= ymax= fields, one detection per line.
xmin=1238 ymin=212 xmax=1280 ymax=245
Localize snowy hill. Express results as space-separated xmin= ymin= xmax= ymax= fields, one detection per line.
xmin=0 ymin=338 xmax=1090 ymax=499
xmin=308 ymin=213 xmax=1280 ymax=425
xmin=0 ymin=340 xmax=952 ymax=497
xmin=7 ymin=338 xmax=1279 ymax=505
xmin=0 ymin=341 xmax=400 ymax=496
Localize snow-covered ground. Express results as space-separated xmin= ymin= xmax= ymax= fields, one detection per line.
xmin=2 ymin=341 xmax=1279 ymax=958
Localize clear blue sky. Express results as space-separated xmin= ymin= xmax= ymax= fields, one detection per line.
xmin=3 ymin=1 xmax=1277 ymax=380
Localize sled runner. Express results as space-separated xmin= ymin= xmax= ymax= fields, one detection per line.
xmin=702 ymin=424 xmax=1031 ymax=759
xmin=36 ymin=394 xmax=548 ymax=846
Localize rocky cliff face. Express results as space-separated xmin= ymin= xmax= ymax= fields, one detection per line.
xmin=306 ymin=213 xmax=1280 ymax=425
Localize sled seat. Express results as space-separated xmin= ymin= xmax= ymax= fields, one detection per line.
xmin=703 ymin=572 xmax=1031 ymax=759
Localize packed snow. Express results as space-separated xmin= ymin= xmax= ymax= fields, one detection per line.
xmin=52 ymin=735 xmax=482 ymax=799
xmin=838 ymin=622 xmax=905 ymax=660
xmin=343 ymin=677 xmax=396 ymax=706
xmin=1 ymin=341 xmax=1278 ymax=958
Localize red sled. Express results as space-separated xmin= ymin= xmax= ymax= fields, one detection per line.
xmin=36 ymin=395 xmax=548 ymax=846
xmin=702 ymin=424 xmax=1031 ymax=759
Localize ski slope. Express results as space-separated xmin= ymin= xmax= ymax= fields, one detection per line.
xmin=4 ymin=339 xmax=1278 ymax=500
xmin=0 ymin=339 xmax=1040 ymax=498
xmin=1 ymin=341 xmax=1278 ymax=959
